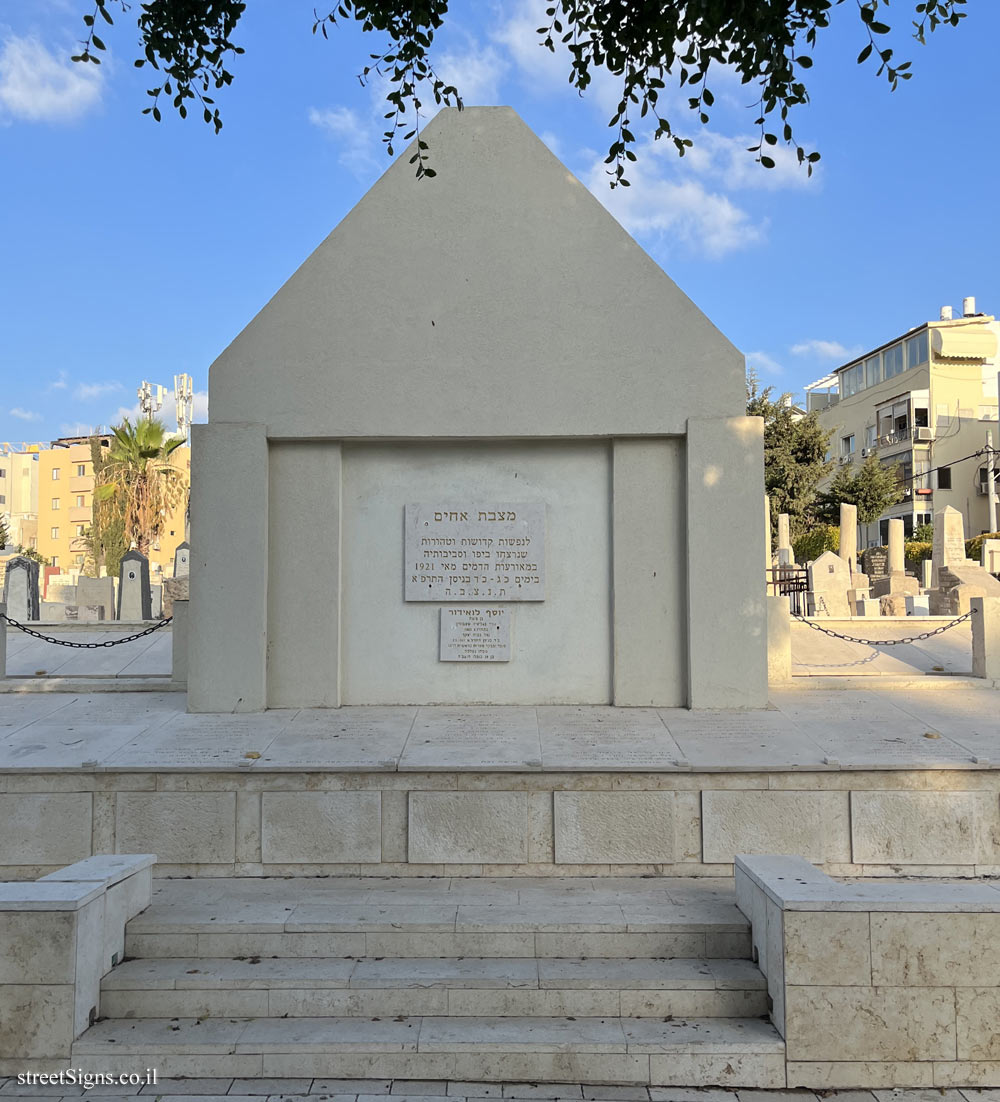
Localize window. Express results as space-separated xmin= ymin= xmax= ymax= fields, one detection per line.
xmin=51 ymin=468 xmax=60 ymax=480
xmin=75 ymin=555 xmax=85 ymax=566
xmin=864 ymin=425 xmax=877 ymax=449
xmin=76 ymin=525 xmax=85 ymax=537
xmin=76 ymin=464 xmax=86 ymax=477
xmin=51 ymin=497 xmax=60 ymax=510
xmin=937 ymin=466 xmax=952 ymax=490
xmin=914 ymin=407 xmax=929 ymax=428
xmin=0 ymin=468 xmax=5 ymax=477
xmin=76 ymin=495 xmax=85 ymax=508
xmin=0 ymin=494 xmax=5 ymax=505
xmin=916 ymin=512 xmax=932 ymax=527
xmin=841 ymin=434 xmax=855 ymax=456
xmin=906 ymin=331 xmax=928 ymax=369
xmin=883 ymin=343 xmax=905 ymax=379
xmin=50 ymin=526 xmax=59 ymax=539
xmin=865 ymin=354 xmax=882 ymax=389
xmin=50 ymin=556 xmax=58 ymax=567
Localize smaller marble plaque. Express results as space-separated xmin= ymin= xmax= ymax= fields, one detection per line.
xmin=440 ymin=606 xmax=511 ymax=662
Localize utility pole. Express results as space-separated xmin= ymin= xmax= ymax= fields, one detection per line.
xmin=988 ymin=428 xmax=998 ymax=535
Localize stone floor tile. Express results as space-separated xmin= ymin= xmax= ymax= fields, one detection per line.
xmin=445 ymin=1087 xmax=504 ymax=1098
xmin=0 ymin=1088 xmax=87 ymax=1098
xmin=820 ymin=1094 xmax=877 ymax=1102
xmin=231 ymin=1081 xmax=316 ymax=1096
xmin=648 ymin=1090 xmax=736 ymax=1102
xmin=582 ymin=1089 xmax=650 ymax=1100
xmin=874 ymin=1093 xmax=967 ymax=1102
xmin=139 ymin=1080 xmax=235 ymax=1095
xmin=961 ymin=1095 xmax=1000 ymax=1102
xmin=389 ymin=1088 xmax=451 ymax=1098
xmin=311 ymin=1083 xmax=390 ymax=1096
xmin=502 ymin=1087 xmax=585 ymax=1099
xmin=737 ymin=1094 xmax=817 ymax=1102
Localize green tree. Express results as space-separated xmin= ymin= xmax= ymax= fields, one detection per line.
xmin=74 ymin=0 xmax=968 ymax=183
xmin=84 ymin=435 xmax=128 ymax=578
xmin=0 ymin=514 xmax=9 ymax=550
xmin=747 ymin=372 xmax=834 ymax=538
xmin=815 ymin=452 xmax=904 ymax=524
xmin=93 ymin=419 xmax=186 ymax=559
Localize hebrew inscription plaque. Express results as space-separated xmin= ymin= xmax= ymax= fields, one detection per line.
xmin=440 ymin=607 xmax=511 ymax=662
xmin=405 ymin=503 xmax=545 ymax=601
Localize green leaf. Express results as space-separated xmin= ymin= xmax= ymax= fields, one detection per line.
xmin=857 ymin=43 xmax=873 ymax=63
xmin=760 ymin=155 xmax=776 ymax=168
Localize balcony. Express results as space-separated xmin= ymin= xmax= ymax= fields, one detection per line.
xmin=69 ymin=506 xmax=91 ymax=524
xmin=69 ymin=475 xmax=94 ymax=494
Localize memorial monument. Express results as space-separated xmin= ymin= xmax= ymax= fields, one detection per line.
xmin=188 ymin=107 xmax=766 ymax=712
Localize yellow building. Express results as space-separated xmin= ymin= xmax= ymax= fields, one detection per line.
xmin=807 ymin=298 xmax=999 ymax=546
xmin=36 ymin=435 xmax=190 ymax=585
xmin=0 ymin=444 xmax=41 ymax=550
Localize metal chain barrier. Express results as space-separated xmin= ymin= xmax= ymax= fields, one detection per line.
xmin=792 ymin=607 xmax=975 ymax=647
xmin=0 ymin=611 xmax=172 ymax=649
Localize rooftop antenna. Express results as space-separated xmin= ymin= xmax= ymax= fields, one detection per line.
xmin=174 ymin=373 xmax=194 ymax=443
xmin=138 ymin=381 xmax=166 ymax=420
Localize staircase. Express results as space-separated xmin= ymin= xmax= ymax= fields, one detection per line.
xmin=73 ymin=877 xmax=785 ymax=1087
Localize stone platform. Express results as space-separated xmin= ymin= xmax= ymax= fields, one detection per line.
xmin=1 ymin=686 xmax=998 ymax=878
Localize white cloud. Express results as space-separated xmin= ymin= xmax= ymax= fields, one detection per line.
xmin=308 ymin=105 xmax=382 ymax=180
xmin=681 ymin=131 xmax=817 ymax=191
xmin=585 ymin=155 xmax=763 ymax=258
xmin=0 ymin=34 xmax=102 ymax=123
xmin=75 ymin=381 xmax=123 ymax=401
xmin=9 ymin=407 xmax=41 ymax=421
xmin=746 ymin=351 xmax=784 ymax=378
xmin=46 ymin=370 xmax=69 ymax=392
xmin=59 ymin=420 xmax=98 ymax=436
xmin=790 ymin=338 xmax=862 ymax=360
xmin=436 ymin=43 xmax=508 ymax=104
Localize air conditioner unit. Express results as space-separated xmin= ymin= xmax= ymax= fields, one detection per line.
xmin=861 ymin=447 xmax=869 ymax=457
xmin=902 ymin=488 xmax=912 ymax=498
xmin=914 ymin=427 xmax=932 ymax=442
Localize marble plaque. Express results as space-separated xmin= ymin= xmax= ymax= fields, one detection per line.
xmin=404 ymin=503 xmax=545 ymax=601
xmin=440 ymin=607 xmax=511 ymax=662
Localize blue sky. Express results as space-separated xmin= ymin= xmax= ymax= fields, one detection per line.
xmin=2 ymin=1 xmax=998 ymax=443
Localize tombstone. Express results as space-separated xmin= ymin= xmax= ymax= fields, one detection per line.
xmin=838 ymin=503 xmax=858 ymax=575
xmin=3 ymin=556 xmax=40 ymax=621
xmin=77 ymin=576 xmax=116 ymax=618
xmin=117 ymin=550 xmax=152 ymax=621
xmin=173 ymin=541 xmax=190 ymax=578
xmin=807 ymin=550 xmax=853 ymax=618
xmin=921 ymin=559 xmax=932 ymax=590
xmin=931 ymin=506 xmax=968 ymax=589
xmin=861 ymin=546 xmax=889 ymax=579
xmin=186 ymin=107 xmax=768 ymax=712
xmin=150 ymin=585 xmax=163 ymax=619
xmin=871 ymin=518 xmax=918 ymax=600
xmin=905 ymin=594 xmax=931 ymax=616
xmin=929 ymin=506 xmax=1000 ymax=614
xmin=981 ymin=538 xmax=1000 ymax=575
xmin=776 ymin=513 xmax=791 ymax=555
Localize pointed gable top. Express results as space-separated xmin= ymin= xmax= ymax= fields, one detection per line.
xmin=209 ymin=106 xmax=743 ymax=438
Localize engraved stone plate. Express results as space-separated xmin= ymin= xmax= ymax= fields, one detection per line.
xmin=405 ymin=503 xmax=545 ymax=601
xmin=439 ymin=607 xmax=511 ymax=662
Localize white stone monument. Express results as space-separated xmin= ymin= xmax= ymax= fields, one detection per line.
xmin=930 ymin=505 xmax=1000 ymax=614
xmin=775 ymin=512 xmax=792 ymax=566
xmin=173 ymin=541 xmax=190 ymax=578
xmin=117 ymin=550 xmax=151 ymax=621
xmin=838 ymin=503 xmax=858 ymax=575
xmin=807 ymin=551 xmax=852 ymax=618
xmin=3 ymin=556 xmax=40 ymax=622
xmin=188 ymin=107 xmax=766 ymax=712
xmin=981 ymin=538 xmax=1000 ymax=574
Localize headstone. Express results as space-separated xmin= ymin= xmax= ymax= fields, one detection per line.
xmin=887 ymin=518 xmax=906 ymax=575
xmin=162 ymin=576 xmax=189 ymax=617
xmin=861 ymin=547 xmax=888 ymax=578
xmin=77 ymin=577 xmax=115 ymax=618
xmin=150 ymin=585 xmax=163 ymax=618
xmin=173 ymin=541 xmax=190 ymax=578
xmin=838 ymin=503 xmax=858 ymax=575
xmin=117 ymin=550 xmax=152 ymax=621
xmin=931 ymin=505 xmax=968 ymax=589
xmin=905 ymin=594 xmax=930 ymax=616
xmin=981 ymin=538 xmax=1000 ymax=574
xmin=921 ymin=559 xmax=932 ymax=590
xmin=3 ymin=556 xmax=40 ymax=622
xmin=855 ymin=597 xmax=880 ymax=617
xmin=807 ymin=551 xmax=852 ymax=617
xmin=776 ymin=513 xmax=791 ymax=556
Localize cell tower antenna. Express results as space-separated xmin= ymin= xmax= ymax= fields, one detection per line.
xmin=174 ymin=373 xmax=194 ymax=443
xmin=138 ymin=381 xmax=166 ymax=420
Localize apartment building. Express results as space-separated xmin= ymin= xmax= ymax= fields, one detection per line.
xmin=36 ymin=435 xmax=190 ymax=582
xmin=0 ymin=444 xmax=41 ymax=549
xmin=807 ymin=297 xmax=999 ymax=545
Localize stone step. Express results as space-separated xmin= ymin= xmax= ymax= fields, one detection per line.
xmin=124 ymin=885 xmax=751 ymax=960
xmin=72 ymin=1015 xmax=786 ymax=1086
xmin=101 ymin=956 xmax=767 ymax=1018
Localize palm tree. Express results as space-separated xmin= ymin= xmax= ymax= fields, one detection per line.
xmin=94 ymin=418 xmax=186 ymax=557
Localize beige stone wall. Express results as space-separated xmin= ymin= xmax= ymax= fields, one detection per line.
xmin=1 ymin=770 xmax=998 ymax=878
